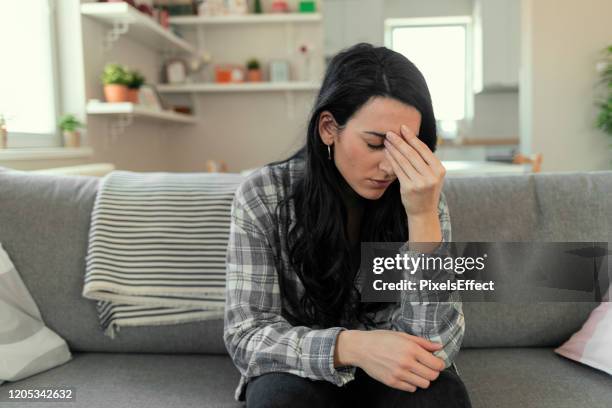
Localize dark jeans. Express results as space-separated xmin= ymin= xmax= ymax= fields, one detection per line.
xmin=245 ymin=365 xmax=472 ymax=408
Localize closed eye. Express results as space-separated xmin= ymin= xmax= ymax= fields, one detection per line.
xmin=367 ymin=143 xmax=385 ymax=150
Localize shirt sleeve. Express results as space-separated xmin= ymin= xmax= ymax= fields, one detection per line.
xmin=223 ymin=180 xmax=356 ymax=387
xmin=387 ymin=191 xmax=465 ymax=368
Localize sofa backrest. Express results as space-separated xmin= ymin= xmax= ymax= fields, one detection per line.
xmin=0 ymin=170 xmax=227 ymax=355
xmin=444 ymin=171 xmax=611 ymax=348
xmin=0 ymin=169 xmax=610 ymax=352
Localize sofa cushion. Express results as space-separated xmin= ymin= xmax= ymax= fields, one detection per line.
xmin=461 ymin=302 xmax=598 ymax=348
xmin=455 ymin=348 xmax=612 ymax=408
xmin=1 ymin=349 xmax=610 ymax=408
xmin=0 ymin=353 xmax=243 ymax=407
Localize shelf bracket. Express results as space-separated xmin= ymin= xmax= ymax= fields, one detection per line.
xmin=109 ymin=114 xmax=134 ymax=141
xmin=104 ymin=21 xmax=130 ymax=52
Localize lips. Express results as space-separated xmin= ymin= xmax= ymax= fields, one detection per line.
xmin=370 ymin=179 xmax=392 ymax=188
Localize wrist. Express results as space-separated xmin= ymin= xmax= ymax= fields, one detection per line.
xmin=407 ymin=211 xmax=441 ymax=245
xmin=334 ymin=329 xmax=365 ymax=368
xmin=407 ymin=210 xmax=438 ymax=226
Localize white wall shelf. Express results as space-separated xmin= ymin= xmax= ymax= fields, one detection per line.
xmin=87 ymin=101 xmax=196 ymax=123
xmin=169 ymin=13 xmax=322 ymax=25
xmin=81 ymin=2 xmax=196 ymax=54
xmin=156 ymin=82 xmax=320 ymax=119
xmin=86 ymin=101 xmax=196 ymax=138
xmin=156 ymin=81 xmax=321 ymax=93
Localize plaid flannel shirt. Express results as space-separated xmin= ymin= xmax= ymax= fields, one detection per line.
xmin=223 ymin=157 xmax=464 ymax=402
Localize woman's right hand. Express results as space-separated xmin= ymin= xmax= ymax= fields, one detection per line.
xmin=348 ymin=329 xmax=447 ymax=392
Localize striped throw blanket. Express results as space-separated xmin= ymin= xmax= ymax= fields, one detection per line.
xmin=82 ymin=170 xmax=245 ymax=338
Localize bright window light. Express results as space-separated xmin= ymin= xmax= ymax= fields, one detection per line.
xmin=386 ymin=18 xmax=470 ymax=122
xmin=0 ymin=0 xmax=57 ymax=135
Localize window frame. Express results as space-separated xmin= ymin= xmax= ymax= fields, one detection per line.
xmin=384 ymin=16 xmax=475 ymax=139
xmin=4 ymin=0 xmax=62 ymax=148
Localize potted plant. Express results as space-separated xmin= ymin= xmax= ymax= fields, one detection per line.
xmin=254 ymin=0 xmax=263 ymax=14
xmin=246 ymin=58 xmax=262 ymax=82
xmin=595 ymin=45 xmax=612 ymax=143
xmin=101 ymin=63 xmax=130 ymax=103
xmin=59 ymin=114 xmax=83 ymax=148
xmin=125 ymin=69 xmax=145 ymax=103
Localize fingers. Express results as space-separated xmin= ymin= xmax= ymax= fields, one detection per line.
xmin=416 ymin=347 xmax=446 ymax=372
xmin=385 ymin=146 xmax=418 ymax=184
xmin=395 ymin=369 xmax=431 ymax=390
xmin=385 ymin=132 xmax=433 ymax=178
xmin=410 ymin=336 xmax=443 ymax=351
xmin=402 ymin=333 xmax=446 ymax=372
xmin=399 ymin=125 xmax=435 ymax=165
xmin=409 ymin=361 xmax=441 ymax=382
xmin=391 ymin=359 xmax=441 ymax=392
xmin=401 ymin=332 xmax=443 ymax=351
xmin=390 ymin=379 xmax=417 ymax=393
xmin=400 ymin=125 xmax=447 ymax=177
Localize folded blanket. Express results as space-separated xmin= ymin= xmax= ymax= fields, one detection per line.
xmin=82 ymin=170 xmax=245 ymax=338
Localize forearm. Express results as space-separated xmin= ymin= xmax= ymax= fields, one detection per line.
xmin=226 ymin=316 xmax=356 ymax=385
xmin=396 ymin=192 xmax=463 ymax=367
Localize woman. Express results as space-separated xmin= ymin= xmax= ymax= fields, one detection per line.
xmin=224 ymin=43 xmax=471 ymax=408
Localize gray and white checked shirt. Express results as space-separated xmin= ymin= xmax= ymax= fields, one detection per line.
xmin=223 ymin=157 xmax=464 ymax=402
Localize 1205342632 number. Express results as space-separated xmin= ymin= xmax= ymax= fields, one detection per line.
xmin=5 ymin=388 xmax=75 ymax=401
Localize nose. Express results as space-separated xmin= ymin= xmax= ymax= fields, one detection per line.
xmin=379 ymin=153 xmax=394 ymax=179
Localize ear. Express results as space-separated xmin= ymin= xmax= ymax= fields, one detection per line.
xmin=318 ymin=111 xmax=339 ymax=145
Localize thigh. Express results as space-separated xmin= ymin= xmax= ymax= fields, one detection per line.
xmin=245 ymin=372 xmax=347 ymax=408
xmin=345 ymin=366 xmax=472 ymax=408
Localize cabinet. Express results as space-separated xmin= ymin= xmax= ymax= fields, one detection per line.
xmin=473 ymin=0 xmax=520 ymax=93
xmin=323 ymin=0 xmax=384 ymax=59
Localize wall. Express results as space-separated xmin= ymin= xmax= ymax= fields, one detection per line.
xmin=520 ymin=0 xmax=611 ymax=171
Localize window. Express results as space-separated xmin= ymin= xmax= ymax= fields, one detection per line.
xmin=0 ymin=0 xmax=60 ymax=147
xmin=385 ymin=17 xmax=473 ymax=137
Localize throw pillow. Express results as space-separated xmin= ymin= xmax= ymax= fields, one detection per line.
xmin=555 ymin=296 xmax=611 ymax=376
xmin=0 ymin=242 xmax=72 ymax=385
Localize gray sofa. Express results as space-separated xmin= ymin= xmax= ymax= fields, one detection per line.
xmin=0 ymin=168 xmax=611 ymax=408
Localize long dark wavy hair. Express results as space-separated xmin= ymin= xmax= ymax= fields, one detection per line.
xmin=268 ymin=43 xmax=438 ymax=329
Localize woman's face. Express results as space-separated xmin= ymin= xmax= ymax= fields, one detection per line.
xmin=319 ymin=96 xmax=423 ymax=200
